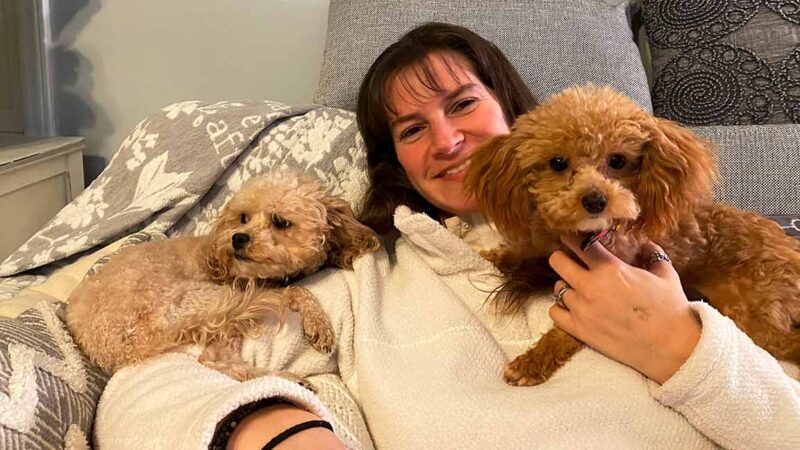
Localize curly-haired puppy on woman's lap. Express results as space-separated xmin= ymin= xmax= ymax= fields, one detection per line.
xmin=465 ymin=84 xmax=800 ymax=386
xmin=66 ymin=172 xmax=380 ymax=382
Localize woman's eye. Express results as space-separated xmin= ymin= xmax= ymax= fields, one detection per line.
xmin=452 ymin=98 xmax=477 ymax=112
xmin=240 ymin=213 xmax=248 ymax=224
xmin=549 ymin=156 xmax=569 ymax=172
xmin=400 ymin=125 xmax=422 ymax=140
xmin=271 ymin=213 xmax=291 ymax=229
xmin=609 ymin=154 xmax=627 ymax=169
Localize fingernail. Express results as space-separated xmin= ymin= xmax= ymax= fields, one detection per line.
xmin=580 ymin=234 xmax=598 ymax=251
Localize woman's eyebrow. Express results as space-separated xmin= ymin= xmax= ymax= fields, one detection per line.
xmin=442 ymin=83 xmax=479 ymax=103
xmin=389 ymin=83 xmax=479 ymax=128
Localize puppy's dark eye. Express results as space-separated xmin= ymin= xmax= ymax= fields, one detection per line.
xmin=271 ymin=213 xmax=291 ymax=229
xmin=549 ymin=156 xmax=569 ymax=172
xmin=609 ymin=154 xmax=627 ymax=169
xmin=240 ymin=213 xmax=248 ymax=224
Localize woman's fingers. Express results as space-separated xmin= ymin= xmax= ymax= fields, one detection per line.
xmin=559 ymin=233 xmax=618 ymax=269
xmin=561 ymin=233 xmax=679 ymax=285
xmin=548 ymin=302 xmax=576 ymax=333
xmin=549 ymin=282 xmax=578 ymax=334
xmin=547 ymin=236 xmax=699 ymax=384
xmin=639 ymin=241 xmax=679 ymax=283
xmin=548 ymin=250 xmax=588 ymax=291
xmin=552 ymin=279 xmax=574 ymax=310
xmin=550 ymin=233 xmax=622 ymax=290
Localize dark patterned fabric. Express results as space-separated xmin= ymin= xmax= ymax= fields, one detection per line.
xmin=0 ymin=303 xmax=108 ymax=449
xmin=766 ymin=0 xmax=800 ymax=24
xmin=642 ymin=0 xmax=800 ymax=125
xmin=768 ymin=214 xmax=800 ymax=239
xmin=779 ymin=46 xmax=800 ymax=121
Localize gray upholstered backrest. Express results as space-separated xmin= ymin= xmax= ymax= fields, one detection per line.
xmin=692 ymin=125 xmax=800 ymax=216
xmin=314 ymin=0 xmax=651 ymax=112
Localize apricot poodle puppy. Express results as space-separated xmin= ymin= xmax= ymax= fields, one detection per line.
xmin=67 ymin=172 xmax=379 ymax=381
xmin=465 ymin=84 xmax=800 ymax=386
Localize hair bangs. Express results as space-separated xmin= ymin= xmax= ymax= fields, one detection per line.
xmin=384 ymin=53 xmax=468 ymax=117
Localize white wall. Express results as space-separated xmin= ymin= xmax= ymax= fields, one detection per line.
xmin=48 ymin=0 xmax=330 ymax=182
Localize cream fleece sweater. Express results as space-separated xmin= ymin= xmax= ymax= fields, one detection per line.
xmin=96 ymin=206 xmax=800 ymax=449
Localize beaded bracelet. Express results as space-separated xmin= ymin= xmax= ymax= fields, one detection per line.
xmin=210 ymin=397 xmax=293 ymax=450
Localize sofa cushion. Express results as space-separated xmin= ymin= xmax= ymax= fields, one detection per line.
xmin=0 ymin=301 xmax=108 ymax=448
xmin=315 ymin=0 xmax=651 ymax=112
xmin=642 ymin=0 xmax=800 ymax=125
xmin=0 ymin=231 xmax=172 ymax=447
xmin=691 ymin=124 xmax=800 ymax=217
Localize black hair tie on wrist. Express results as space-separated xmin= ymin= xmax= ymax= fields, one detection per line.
xmin=211 ymin=398 xmax=294 ymax=450
xmin=262 ymin=420 xmax=334 ymax=450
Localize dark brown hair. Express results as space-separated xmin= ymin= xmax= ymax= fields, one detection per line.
xmin=356 ymin=22 xmax=537 ymax=234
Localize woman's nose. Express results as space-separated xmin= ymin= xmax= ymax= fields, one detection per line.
xmin=430 ymin=118 xmax=463 ymax=157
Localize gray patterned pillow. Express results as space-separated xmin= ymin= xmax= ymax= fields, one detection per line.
xmin=0 ymin=302 xmax=108 ymax=449
xmin=315 ymin=0 xmax=651 ymax=111
xmin=169 ymin=109 xmax=368 ymax=238
xmin=642 ymin=0 xmax=800 ymax=125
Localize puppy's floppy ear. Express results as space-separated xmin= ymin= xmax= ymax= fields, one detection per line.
xmin=323 ymin=196 xmax=381 ymax=269
xmin=203 ymin=207 xmax=237 ymax=282
xmin=636 ymin=117 xmax=718 ymax=237
xmin=465 ymin=134 xmax=534 ymax=244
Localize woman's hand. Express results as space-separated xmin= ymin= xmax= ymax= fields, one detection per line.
xmin=227 ymin=404 xmax=345 ymax=450
xmin=547 ymin=235 xmax=702 ymax=384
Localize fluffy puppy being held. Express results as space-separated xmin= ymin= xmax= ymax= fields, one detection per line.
xmin=465 ymin=84 xmax=800 ymax=386
xmin=66 ymin=172 xmax=380 ymax=381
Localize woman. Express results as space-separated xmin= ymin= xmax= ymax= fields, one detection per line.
xmin=97 ymin=23 xmax=800 ymax=449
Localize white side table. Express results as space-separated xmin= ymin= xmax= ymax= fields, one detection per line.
xmin=0 ymin=135 xmax=85 ymax=261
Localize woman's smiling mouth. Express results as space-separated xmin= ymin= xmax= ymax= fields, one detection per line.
xmin=436 ymin=159 xmax=471 ymax=178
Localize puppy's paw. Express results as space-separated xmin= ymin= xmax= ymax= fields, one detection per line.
xmin=504 ymin=328 xmax=583 ymax=386
xmin=303 ymin=317 xmax=335 ymax=354
xmin=502 ymin=343 xmax=575 ymax=387
xmin=503 ymin=356 xmax=554 ymax=387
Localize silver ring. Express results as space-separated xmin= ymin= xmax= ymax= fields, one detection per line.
xmin=645 ymin=250 xmax=672 ymax=270
xmin=553 ymin=283 xmax=571 ymax=309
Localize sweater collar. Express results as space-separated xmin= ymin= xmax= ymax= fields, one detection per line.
xmin=393 ymin=206 xmax=498 ymax=275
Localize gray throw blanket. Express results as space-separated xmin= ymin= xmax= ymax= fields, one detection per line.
xmin=0 ymin=100 xmax=368 ymax=299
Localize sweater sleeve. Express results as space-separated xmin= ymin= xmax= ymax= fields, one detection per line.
xmin=93 ymin=266 xmax=370 ymax=449
xmin=649 ymin=301 xmax=800 ymax=449
xmin=94 ymin=353 xmax=335 ymax=449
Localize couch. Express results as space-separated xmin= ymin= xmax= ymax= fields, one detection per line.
xmin=0 ymin=0 xmax=798 ymax=448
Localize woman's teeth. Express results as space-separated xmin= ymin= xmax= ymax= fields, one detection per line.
xmin=441 ymin=160 xmax=471 ymax=177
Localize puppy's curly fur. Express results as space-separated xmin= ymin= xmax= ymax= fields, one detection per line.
xmin=66 ymin=172 xmax=380 ymax=381
xmin=465 ymin=85 xmax=800 ymax=386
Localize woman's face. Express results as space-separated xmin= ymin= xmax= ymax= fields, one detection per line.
xmin=386 ymin=51 xmax=510 ymax=217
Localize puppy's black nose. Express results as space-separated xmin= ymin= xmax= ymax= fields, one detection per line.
xmin=582 ymin=191 xmax=607 ymax=214
xmin=232 ymin=233 xmax=250 ymax=250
